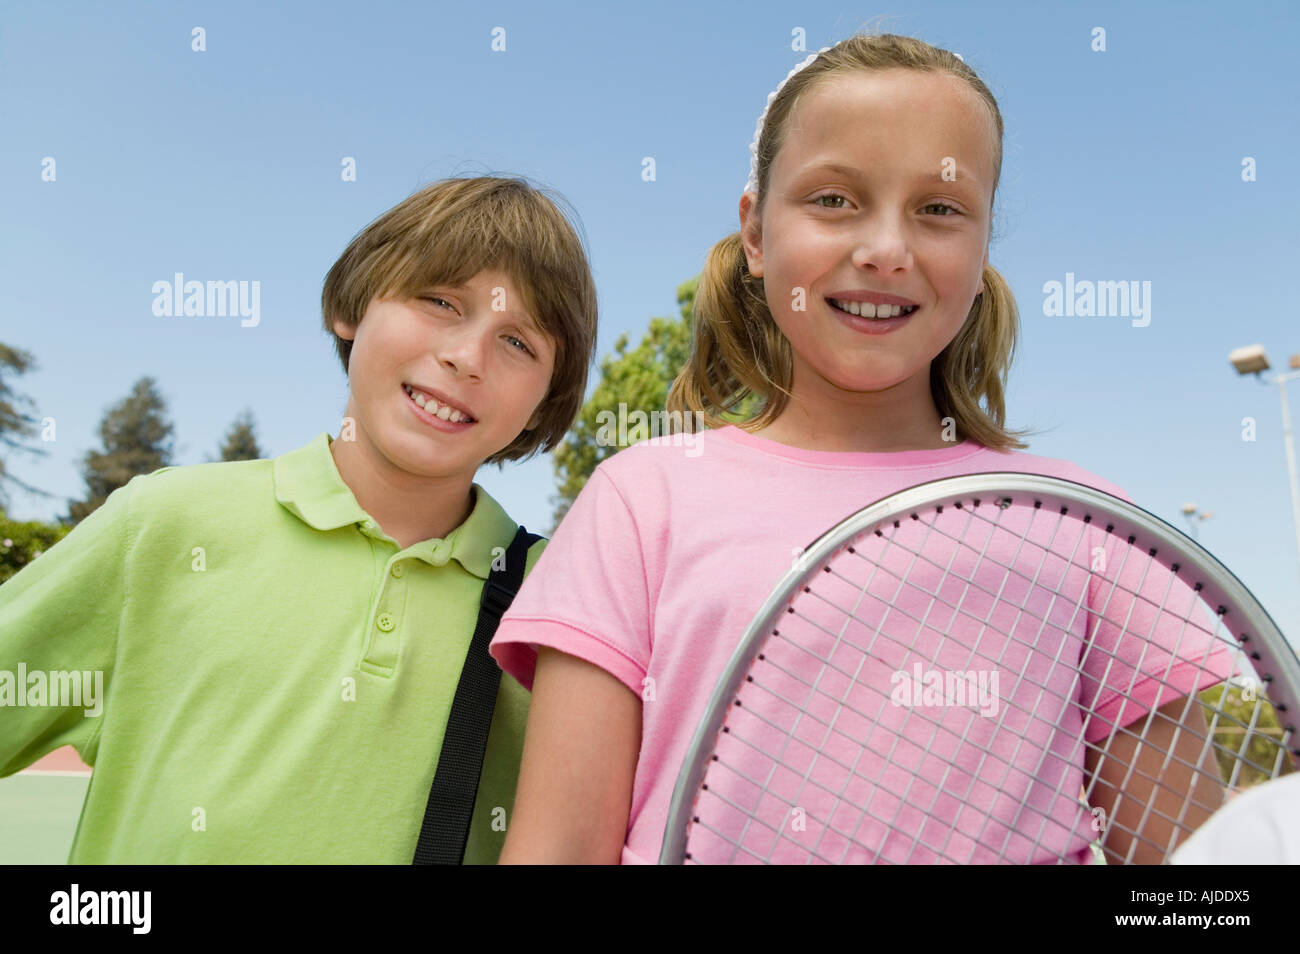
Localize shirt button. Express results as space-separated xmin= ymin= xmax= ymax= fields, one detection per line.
xmin=390 ymin=563 xmax=404 ymax=578
xmin=376 ymin=613 xmax=395 ymax=632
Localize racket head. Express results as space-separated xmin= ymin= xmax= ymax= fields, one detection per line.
xmin=660 ymin=472 xmax=1300 ymax=865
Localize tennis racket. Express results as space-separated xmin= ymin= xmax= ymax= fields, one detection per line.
xmin=660 ymin=473 xmax=1300 ymax=865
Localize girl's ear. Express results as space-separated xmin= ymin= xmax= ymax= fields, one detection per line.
xmin=739 ymin=191 xmax=764 ymax=278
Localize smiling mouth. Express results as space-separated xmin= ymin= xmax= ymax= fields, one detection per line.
xmin=402 ymin=383 xmax=476 ymax=424
xmin=827 ymin=298 xmax=921 ymax=319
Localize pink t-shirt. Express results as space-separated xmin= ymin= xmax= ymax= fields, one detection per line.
xmin=490 ymin=427 xmax=1232 ymax=864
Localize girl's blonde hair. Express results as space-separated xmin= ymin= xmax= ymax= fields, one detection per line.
xmin=667 ymin=32 xmax=1031 ymax=450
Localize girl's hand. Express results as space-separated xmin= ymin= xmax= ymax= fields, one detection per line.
xmin=499 ymin=646 xmax=642 ymax=864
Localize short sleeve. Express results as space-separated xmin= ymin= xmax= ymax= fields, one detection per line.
xmin=1077 ymin=517 xmax=1236 ymax=743
xmin=490 ymin=468 xmax=652 ymax=696
xmin=0 ymin=478 xmax=135 ymax=775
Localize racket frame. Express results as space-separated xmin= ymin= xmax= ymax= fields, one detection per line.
xmin=659 ymin=471 xmax=1300 ymax=864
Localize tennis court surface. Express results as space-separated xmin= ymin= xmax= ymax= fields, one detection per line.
xmin=1 ymin=745 xmax=90 ymax=864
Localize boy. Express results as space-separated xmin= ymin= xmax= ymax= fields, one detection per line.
xmin=0 ymin=176 xmax=598 ymax=863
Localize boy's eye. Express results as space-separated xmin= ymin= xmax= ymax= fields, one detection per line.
xmin=420 ymin=296 xmax=535 ymax=355
xmin=504 ymin=335 xmax=533 ymax=356
xmin=923 ymin=202 xmax=961 ymax=216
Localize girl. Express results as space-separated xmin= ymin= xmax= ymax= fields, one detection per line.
xmin=490 ymin=32 xmax=1228 ymax=864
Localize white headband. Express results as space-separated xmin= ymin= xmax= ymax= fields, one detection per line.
xmin=745 ymin=47 xmax=832 ymax=194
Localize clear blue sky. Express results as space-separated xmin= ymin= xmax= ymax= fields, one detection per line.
xmin=3 ymin=1 xmax=1299 ymax=640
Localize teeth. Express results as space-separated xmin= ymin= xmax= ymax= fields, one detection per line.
xmin=404 ymin=385 xmax=472 ymax=423
xmin=830 ymin=298 xmax=917 ymax=319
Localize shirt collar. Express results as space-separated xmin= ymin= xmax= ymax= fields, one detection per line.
xmin=272 ymin=431 xmax=521 ymax=579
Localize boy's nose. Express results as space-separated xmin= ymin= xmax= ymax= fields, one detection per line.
xmin=436 ymin=330 xmax=488 ymax=379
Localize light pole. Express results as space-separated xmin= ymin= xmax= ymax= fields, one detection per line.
xmin=1229 ymin=345 xmax=1300 ymax=585
xmin=1180 ymin=503 xmax=1212 ymax=543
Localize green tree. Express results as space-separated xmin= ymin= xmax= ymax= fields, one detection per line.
xmin=1200 ymin=682 xmax=1294 ymax=788
xmin=0 ymin=341 xmax=52 ymax=508
xmin=216 ymin=409 xmax=263 ymax=461
xmin=550 ymin=276 xmax=761 ymax=527
xmin=0 ymin=512 xmax=71 ymax=583
xmin=66 ymin=376 xmax=176 ymax=525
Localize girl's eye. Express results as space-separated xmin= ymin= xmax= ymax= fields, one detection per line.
xmin=813 ymin=195 xmax=961 ymax=216
xmin=504 ymin=335 xmax=533 ymax=356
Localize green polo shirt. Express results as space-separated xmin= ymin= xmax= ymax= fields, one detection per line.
xmin=0 ymin=432 xmax=543 ymax=863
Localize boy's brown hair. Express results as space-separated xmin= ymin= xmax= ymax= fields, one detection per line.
xmin=322 ymin=176 xmax=599 ymax=465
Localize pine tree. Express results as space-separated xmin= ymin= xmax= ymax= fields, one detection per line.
xmin=66 ymin=376 xmax=175 ymax=524
xmin=0 ymin=341 xmax=51 ymax=509
xmin=217 ymin=409 xmax=263 ymax=461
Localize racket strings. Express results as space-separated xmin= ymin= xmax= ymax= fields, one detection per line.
xmin=1074 ymin=534 xmax=1263 ymax=861
xmin=712 ymin=522 xmax=1097 ymax=868
xmin=837 ymin=497 xmax=1084 ymax=865
xmin=708 ymin=664 xmax=1067 ymax=865
xmin=1204 ymin=690 xmax=1293 ymax=787
xmin=897 ymin=499 xmax=1099 ymax=865
xmin=685 ymin=495 xmax=1292 ymax=864
xmin=848 ymin=502 xmax=1252 ymax=761
xmin=835 ymin=499 xmax=1165 ymax=864
xmin=1077 ymin=530 xmax=1213 ymax=734
xmin=1081 ymin=692 xmax=1225 ymax=861
xmin=697 ymin=649 xmax=1274 ymax=864
xmin=733 ymin=514 xmax=1138 ymax=868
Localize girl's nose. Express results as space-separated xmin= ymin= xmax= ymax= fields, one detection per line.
xmin=850 ymin=213 xmax=913 ymax=273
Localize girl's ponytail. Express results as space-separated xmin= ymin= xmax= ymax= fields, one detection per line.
xmin=929 ymin=263 xmax=1031 ymax=451
xmin=667 ymin=231 xmax=792 ymax=431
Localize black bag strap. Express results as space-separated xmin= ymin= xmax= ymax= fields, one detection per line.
xmin=412 ymin=524 xmax=543 ymax=865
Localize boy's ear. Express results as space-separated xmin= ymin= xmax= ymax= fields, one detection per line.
xmin=332 ymin=317 xmax=357 ymax=341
